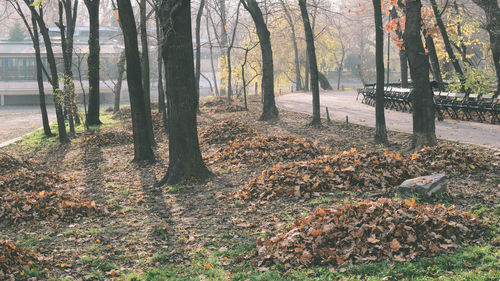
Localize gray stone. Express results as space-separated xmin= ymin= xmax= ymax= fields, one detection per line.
xmin=398 ymin=174 xmax=447 ymax=197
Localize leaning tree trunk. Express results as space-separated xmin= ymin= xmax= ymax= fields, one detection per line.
xmin=373 ymin=0 xmax=388 ymax=144
xmin=117 ymin=0 xmax=154 ymax=162
xmin=195 ymin=0 xmax=205 ymax=110
xmin=140 ymin=0 xmax=154 ymax=145
xmin=85 ymin=0 xmax=101 ymax=126
xmin=241 ymin=0 xmax=278 ymax=121
xmin=28 ymin=4 xmax=69 ymax=143
xmin=429 ymin=0 xmax=464 ymax=80
xmin=280 ymin=0 xmax=302 ymax=91
xmin=471 ymin=0 xmax=500 ymax=97
xmin=424 ymin=31 xmax=444 ymax=86
xmin=157 ymin=0 xmax=211 ymax=186
xmin=405 ymin=0 xmax=437 ymax=149
xmin=299 ymin=0 xmax=320 ymax=125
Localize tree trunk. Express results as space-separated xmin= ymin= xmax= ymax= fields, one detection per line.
xmin=155 ymin=9 xmax=168 ymax=132
xmin=405 ymin=0 xmax=437 ymax=149
xmin=117 ymin=0 xmax=155 ymax=161
xmin=429 ymin=0 xmax=464 ymax=78
xmin=373 ymin=0 xmax=388 ymax=144
xmin=241 ymin=0 xmax=278 ymax=121
xmin=400 ymin=50 xmax=409 ymax=87
xmin=226 ymin=2 xmax=241 ymax=101
xmin=195 ymin=0 xmax=205 ymax=109
xmin=471 ymin=0 xmax=500 ymax=97
xmin=140 ymin=0 xmax=154 ymax=145
xmin=424 ymin=31 xmax=443 ymax=86
xmin=337 ymin=45 xmax=345 ymax=90
xmin=299 ymin=0 xmax=320 ymax=125
xmin=205 ymin=8 xmax=220 ymax=97
xmin=113 ymin=51 xmax=125 ymax=113
xmin=27 ymin=3 xmax=69 ymax=143
xmin=280 ymin=0 xmax=302 ymax=91
xmin=85 ymin=0 xmax=101 ymax=126
xmin=157 ymin=0 xmax=211 ymax=186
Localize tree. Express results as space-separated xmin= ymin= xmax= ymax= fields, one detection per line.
xmin=117 ymin=0 xmax=155 ymax=161
xmin=279 ymin=0 xmax=302 ymax=91
xmin=8 ymin=0 xmax=52 ymax=137
xmin=404 ymin=0 xmax=437 ymax=149
xmin=157 ymin=0 xmax=211 ymax=185
xmin=24 ymin=0 xmax=69 ymax=144
xmin=241 ymin=0 xmax=279 ymax=121
xmin=226 ymin=1 xmax=242 ymax=101
xmin=471 ymin=0 xmax=500 ymax=96
xmin=84 ymin=0 xmax=102 ymax=126
xmin=299 ymin=0 xmax=320 ymax=125
xmin=140 ymin=0 xmax=155 ymax=145
xmin=373 ymin=0 xmax=388 ymax=144
xmin=8 ymin=22 xmax=26 ymax=41
xmin=113 ymin=51 xmax=126 ymax=113
xmin=195 ymin=0 xmax=206 ymax=109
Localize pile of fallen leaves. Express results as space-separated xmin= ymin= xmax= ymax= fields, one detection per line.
xmin=82 ymin=130 xmax=133 ymax=147
xmin=200 ymin=97 xmax=247 ymax=113
xmin=0 ymin=154 xmax=101 ymax=224
xmin=239 ymin=149 xmax=414 ymax=200
xmin=409 ymin=146 xmax=488 ymax=174
xmin=0 ymin=153 xmax=28 ymax=172
xmin=0 ymin=240 xmax=44 ymax=278
xmin=200 ymin=120 xmax=257 ymax=145
xmin=257 ymin=198 xmax=483 ymax=268
xmin=206 ymin=135 xmax=326 ymax=166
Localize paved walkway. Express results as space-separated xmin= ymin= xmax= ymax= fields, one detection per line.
xmin=0 ymin=106 xmax=56 ymax=146
xmin=277 ymin=91 xmax=500 ymax=150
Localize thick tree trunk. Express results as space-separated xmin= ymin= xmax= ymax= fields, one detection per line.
xmin=280 ymin=0 xmax=302 ymax=91
xmin=27 ymin=4 xmax=69 ymax=143
xmin=85 ymin=0 xmax=101 ymax=126
xmin=140 ymin=0 xmax=154 ymax=145
xmin=241 ymin=0 xmax=278 ymax=121
xmin=429 ymin=0 xmax=464 ymax=79
xmin=424 ymin=31 xmax=443 ymax=86
xmin=157 ymin=0 xmax=211 ymax=186
xmin=471 ymin=0 xmax=500 ymax=97
xmin=155 ymin=10 xmax=168 ymax=132
xmin=113 ymin=51 xmax=125 ymax=113
xmin=299 ymin=0 xmax=320 ymax=125
xmin=195 ymin=0 xmax=205 ymax=109
xmin=31 ymin=15 xmax=52 ymax=137
xmin=373 ymin=0 xmax=388 ymax=144
xmin=405 ymin=0 xmax=437 ymax=149
xmin=117 ymin=0 xmax=155 ymax=161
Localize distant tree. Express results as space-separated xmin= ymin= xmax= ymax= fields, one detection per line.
xmin=404 ymin=0 xmax=437 ymax=149
xmin=279 ymin=0 xmax=302 ymax=91
xmin=372 ymin=0 xmax=388 ymax=144
xmin=298 ymin=0 xmax=320 ymax=125
xmin=117 ymin=0 xmax=155 ymax=161
xmin=195 ymin=0 xmax=206 ymax=110
xmin=157 ymin=0 xmax=211 ymax=185
xmin=241 ymin=0 xmax=279 ymax=121
xmin=8 ymin=22 xmax=26 ymax=41
xmin=84 ymin=0 xmax=102 ymax=126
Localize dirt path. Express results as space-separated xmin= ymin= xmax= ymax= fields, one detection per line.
xmin=0 ymin=106 xmax=56 ymax=146
xmin=277 ymin=91 xmax=500 ymax=150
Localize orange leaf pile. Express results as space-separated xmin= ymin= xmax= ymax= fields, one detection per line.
xmin=82 ymin=130 xmax=133 ymax=147
xmin=0 ymin=240 xmax=44 ymax=279
xmin=409 ymin=146 xmax=488 ymax=174
xmin=200 ymin=97 xmax=247 ymax=113
xmin=200 ymin=119 xmax=257 ymax=145
xmin=239 ymin=149 xmax=413 ymax=200
xmin=0 ymin=155 xmax=101 ymax=224
xmin=257 ymin=198 xmax=483 ymax=268
xmin=206 ymin=136 xmax=326 ymax=166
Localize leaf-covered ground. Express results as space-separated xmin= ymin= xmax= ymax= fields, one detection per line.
xmin=0 ymin=96 xmax=499 ymax=280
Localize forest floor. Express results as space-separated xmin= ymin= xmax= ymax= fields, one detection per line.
xmin=0 ymin=96 xmax=499 ymax=281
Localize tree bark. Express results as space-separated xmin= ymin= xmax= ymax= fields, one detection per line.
xmin=157 ymin=0 xmax=211 ymax=186
xmin=195 ymin=0 xmax=205 ymax=109
xmin=280 ymin=0 xmax=302 ymax=91
xmin=471 ymin=0 xmax=500 ymax=97
xmin=299 ymin=0 xmax=320 ymax=125
xmin=26 ymin=2 xmax=69 ymax=143
xmin=405 ymin=0 xmax=437 ymax=149
xmin=373 ymin=0 xmax=388 ymax=144
xmin=241 ymin=0 xmax=278 ymax=121
xmin=117 ymin=0 xmax=155 ymax=161
xmin=84 ymin=0 xmax=101 ymax=126
xmin=113 ymin=51 xmax=125 ymax=113
xmin=205 ymin=7 xmax=220 ymax=97
xmin=140 ymin=0 xmax=155 ymax=145
xmin=155 ymin=9 xmax=168 ymax=132
xmin=226 ymin=2 xmax=241 ymax=101
xmin=424 ymin=31 xmax=443 ymax=86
